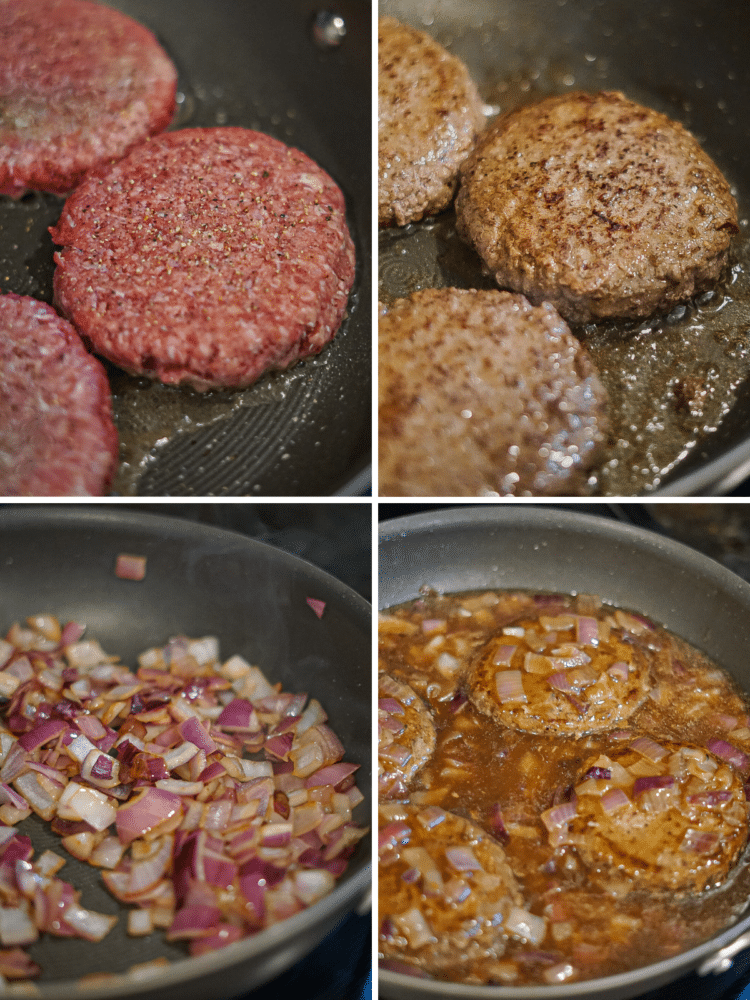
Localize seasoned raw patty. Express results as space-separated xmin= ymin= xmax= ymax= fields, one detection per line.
xmin=468 ymin=609 xmax=652 ymax=735
xmin=378 ymin=288 xmax=608 ymax=497
xmin=554 ymin=741 xmax=749 ymax=893
xmin=456 ymin=90 xmax=739 ymax=324
xmin=379 ymin=673 xmax=436 ymax=800
xmin=0 ymin=0 xmax=176 ymax=197
xmin=50 ymin=127 xmax=355 ymax=391
xmin=379 ymin=804 xmax=525 ymax=978
xmin=0 ymin=293 xmax=118 ymax=496
xmin=378 ymin=17 xmax=485 ymax=227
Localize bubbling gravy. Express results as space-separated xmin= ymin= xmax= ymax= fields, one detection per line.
xmin=378 ymin=588 xmax=750 ymax=986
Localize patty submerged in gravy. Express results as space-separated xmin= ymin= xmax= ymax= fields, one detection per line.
xmin=378 ymin=589 xmax=750 ymax=986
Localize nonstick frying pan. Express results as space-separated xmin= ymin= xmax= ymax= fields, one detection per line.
xmin=0 ymin=0 xmax=371 ymax=497
xmin=378 ymin=0 xmax=750 ymax=497
xmin=379 ymin=505 xmax=750 ymax=1000
xmin=0 ymin=505 xmax=371 ymax=999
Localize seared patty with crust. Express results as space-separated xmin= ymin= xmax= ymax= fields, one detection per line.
xmin=378 ymin=288 xmax=608 ymax=497
xmin=0 ymin=293 xmax=118 ymax=496
xmin=379 ymin=17 xmax=485 ymax=227
xmin=0 ymin=0 xmax=176 ymax=197
xmin=50 ymin=127 xmax=355 ymax=392
xmin=456 ymin=90 xmax=739 ymax=324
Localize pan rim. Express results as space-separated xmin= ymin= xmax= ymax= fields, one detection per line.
xmin=0 ymin=505 xmax=372 ymax=999
xmin=378 ymin=504 xmax=750 ymax=998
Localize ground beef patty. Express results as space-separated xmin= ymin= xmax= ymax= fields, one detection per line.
xmin=0 ymin=293 xmax=118 ymax=496
xmin=468 ymin=610 xmax=651 ymax=735
xmin=50 ymin=127 xmax=355 ymax=391
xmin=0 ymin=0 xmax=176 ymax=197
xmin=379 ymin=673 xmax=436 ymax=800
xmin=378 ymin=288 xmax=608 ymax=497
xmin=456 ymin=90 xmax=739 ymax=324
xmin=555 ymin=741 xmax=749 ymax=893
xmin=379 ymin=17 xmax=485 ymax=227
xmin=379 ymin=804 xmax=525 ymax=978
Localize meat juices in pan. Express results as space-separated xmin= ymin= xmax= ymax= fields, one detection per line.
xmin=378 ymin=589 xmax=750 ymax=985
xmin=378 ymin=17 xmax=485 ymax=227
xmin=379 ymin=674 xmax=436 ymax=800
xmin=378 ymin=288 xmax=608 ymax=497
xmin=456 ymin=90 xmax=739 ymax=325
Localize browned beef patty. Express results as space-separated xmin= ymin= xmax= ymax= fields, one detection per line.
xmin=378 ymin=288 xmax=608 ymax=497
xmin=0 ymin=0 xmax=176 ymax=197
xmin=0 ymin=293 xmax=118 ymax=496
xmin=378 ymin=17 xmax=485 ymax=227
xmin=379 ymin=673 xmax=436 ymax=800
xmin=50 ymin=128 xmax=355 ymax=391
xmin=468 ymin=610 xmax=651 ymax=735
xmin=379 ymin=804 xmax=524 ymax=978
xmin=456 ymin=90 xmax=739 ymax=324
xmin=558 ymin=741 xmax=749 ymax=893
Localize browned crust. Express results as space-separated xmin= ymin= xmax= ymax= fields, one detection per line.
xmin=456 ymin=90 xmax=739 ymax=323
xmin=378 ymin=287 xmax=608 ymax=497
xmin=378 ymin=17 xmax=485 ymax=227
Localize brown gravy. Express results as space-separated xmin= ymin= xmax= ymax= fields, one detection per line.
xmin=378 ymin=588 xmax=750 ymax=985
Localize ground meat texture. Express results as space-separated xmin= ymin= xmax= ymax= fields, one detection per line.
xmin=456 ymin=90 xmax=739 ymax=324
xmin=378 ymin=17 xmax=485 ymax=227
xmin=0 ymin=0 xmax=176 ymax=197
xmin=0 ymin=293 xmax=118 ymax=496
xmin=378 ymin=288 xmax=608 ymax=497
xmin=468 ymin=610 xmax=652 ymax=735
xmin=50 ymin=127 xmax=355 ymax=391
xmin=379 ymin=674 xmax=436 ymax=800
xmin=379 ymin=804 xmax=524 ymax=980
xmin=559 ymin=742 xmax=749 ymax=893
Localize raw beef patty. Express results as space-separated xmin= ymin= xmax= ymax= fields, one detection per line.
xmin=378 ymin=288 xmax=608 ymax=497
xmin=456 ymin=90 xmax=739 ymax=324
xmin=378 ymin=17 xmax=485 ymax=227
xmin=0 ymin=293 xmax=118 ymax=496
xmin=0 ymin=0 xmax=176 ymax=197
xmin=50 ymin=127 xmax=356 ymax=391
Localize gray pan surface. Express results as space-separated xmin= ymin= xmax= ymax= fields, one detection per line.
xmin=1 ymin=0 xmax=371 ymax=497
xmin=0 ymin=506 xmax=371 ymax=999
xmin=379 ymin=505 xmax=750 ymax=999
xmin=378 ymin=0 xmax=750 ymax=497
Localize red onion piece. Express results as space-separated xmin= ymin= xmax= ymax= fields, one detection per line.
xmin=600 ymin=788 xmax=630 ymax=814
xmin=707 ymin=738 xmax=750 ymax=770
xmin=306 ymin=597 xmax=326 ymax=619
xmin=115 ymin=787 xmax=182 ymax=846
xmin=115 ymin=554 xmax=147 ymax=581
xmin=495 ymin=670 xmax=527 ymax=704
xmin=541 ymin=801 xmax=576 ymax=831
xmin=630 ymin=736 xmax=668 ymax=763
xmin=633 ymin=775 xmax=675 ymax=795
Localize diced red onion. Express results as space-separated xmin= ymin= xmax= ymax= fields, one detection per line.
xmin=600 ymin=788 xmax=630 ymax=814
xmin=630 ymin=736 xmax=668 ymax=763
xmin=707 ymin=739 xmax=750 ymax=770
xmin=547 ymin=672 xmax=571 ymax=693
xmin=541 ymin=801 xmax=577 ymax=832
xmin=633 ymin=775 xmax=675 ymax=795
xmin=115 ymin=554 xmax=147 ymax=581
xmin=495 ymin=670 xmax=527 ymax=704
xmin=445 ymin=846 xmax=482 ymax=872
xmin=306 ymin=598 xmax=326 ymax=619
xmin=493 ymin=644 xmax=517 ymax=667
